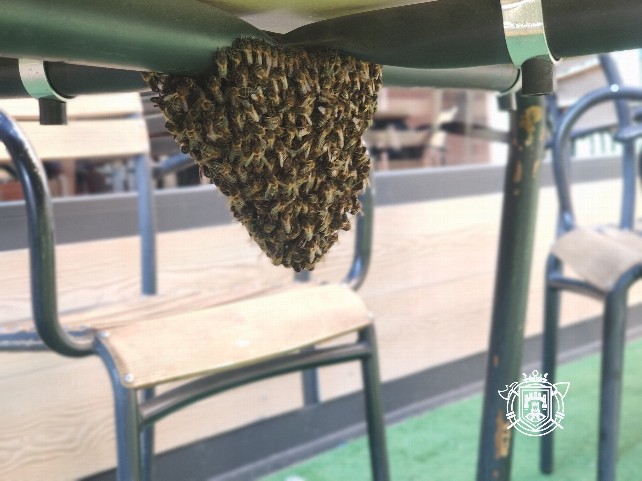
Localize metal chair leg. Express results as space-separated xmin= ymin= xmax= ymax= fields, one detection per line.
xmin=97 ymin=343 xmax=144 ymax=481
xmin=113 ymin=384 xmax=144 ymax=481
xmin=598 ymin=289 xmax=628 ymax=481
xmin=140 ymin=387 xmax=156 ymax=481
xmin=541 ymin=257 xmax=562 ymax=474
xmin=301 ymin=345 xmax=321 ymax=406
xmin=359 ymin=325 xmax=390 ymax=481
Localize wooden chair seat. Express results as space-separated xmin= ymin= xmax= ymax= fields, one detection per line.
xmin=551 ymin=226 xmax=642 ymax=291
xmin=95 ymin=284 xmax=371 ymax=388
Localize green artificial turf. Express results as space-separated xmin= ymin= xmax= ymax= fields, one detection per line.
xmin=261 ymin=338 xmax=642 ymax=481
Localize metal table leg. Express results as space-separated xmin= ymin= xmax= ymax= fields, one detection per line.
xmin=477 ymin=93 xmax=546 ymax=481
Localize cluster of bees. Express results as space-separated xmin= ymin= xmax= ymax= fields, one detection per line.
xmin=144 ymin=38 xmax=382 ymax=271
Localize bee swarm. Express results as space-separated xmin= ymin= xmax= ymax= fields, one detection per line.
xmin=144 ymin=38 xmax=382 ymax=271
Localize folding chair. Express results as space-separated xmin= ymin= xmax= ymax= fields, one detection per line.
xmin=540 ymin=54 xmax=642 ymax=481
xmin=0 ymin=105 xmax=389 ymax=481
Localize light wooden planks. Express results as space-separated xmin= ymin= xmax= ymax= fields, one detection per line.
xmin=0 ymin=93 xmax=143 ymax=121
xmin=0 ymin=118 xmax=150 ymax=162
xmin=0 ymin=178 xmax=640 ymax=480
xmin=0 ymin=222 xmax=291 ymax=323
xmin=363 ymin=128 xmax=429 ymax=148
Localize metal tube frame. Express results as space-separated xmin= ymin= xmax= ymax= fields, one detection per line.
xmin=552 ymin=87 xmax=642 ymax=233
xmin=540 ymin=65 xmax=642 ymax=480
xmin=343 ymin=175 xmax=375 ymax=291
xmin=0 ymin=109 xmax=93 ymax=356
xmin=135 ymin=153 xmax=157 ymax=296
xmin=95 ymin=324 xmax=389 ymax=481
xmin=477 ymin=92 xmax=546 ymax=481
xmin=0 ymin=56 xmax=521 ymax=99
xmin=151 ymin=153 xmax=194 ymax=180
xmin=1 ymin=106 xmax=389 ymax=479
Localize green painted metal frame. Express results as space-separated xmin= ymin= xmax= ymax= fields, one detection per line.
xmin=541 ymin=85 xmax=642 ymax=481
xmin=477 ymin=93 xmax=546 ymax=481
xmin=0 ymin=106 xmax=390 ymax=480
xmin=1 ymin=0 xmax=642 ymax=74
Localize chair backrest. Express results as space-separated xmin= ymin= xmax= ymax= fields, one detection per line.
xmin=552 ymin=54 xmax=642 ymax=235
xmin=0 ymin=93 xmax=149 ymax=163
xmin=0 ymin=93 xmax=156 ymax=355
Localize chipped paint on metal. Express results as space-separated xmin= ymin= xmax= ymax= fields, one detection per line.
xmin=512 ymin=159 xmax=523 ymax=184
xmin=495 ymin=410 xmax=512 ymax=459
xmin=518 ymin=105 xmax=544 ymax=147
xmin=532 ymin=158 xmax=541 ymax=179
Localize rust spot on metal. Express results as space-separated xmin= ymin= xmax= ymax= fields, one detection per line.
xmin=532 ymin=159 xmax=541 ymax=178
xmin=512 ymin=160 xmax=523 ymax=183
xmin=493 ymin=355 xmax=499 ymax=367
xmin=518 ymin=106 xmax=543 ymax=147
xmin=495 ymin=410 xmax=512 ymax=459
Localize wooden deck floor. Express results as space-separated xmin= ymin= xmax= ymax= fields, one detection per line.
xmin=1 ymin=178 xmax=639 ymax=480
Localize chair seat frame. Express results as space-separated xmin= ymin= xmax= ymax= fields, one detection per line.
xmin=0 ymin=109 xmax=389 ymax=481
xmin=541 ymin=54 xmax=642 ymax=481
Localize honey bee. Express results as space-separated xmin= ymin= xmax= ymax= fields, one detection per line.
xmin=229 ymin=49 xmax=243 ymax=69
xmin=214 ymin=51 xmax=228 ymax=79
xmin=263 ymin=116 xmax=281 ymax=131
xmin=304 ymin=172 xmax=316 ymax=192
xmin=301 ymin=224 xmax=314 ymax=242
xmin=323 ymin=188 xmax=336 ymax=206
xmin=264 ymin=51 xmax=273 ymax=75
xmin=208 ymin=80 xmax=225 ymax=104
xmin=251 ymin=64 xmax=268 ymax=82
xmin=200 ymin=144 xmax=226 ymax=162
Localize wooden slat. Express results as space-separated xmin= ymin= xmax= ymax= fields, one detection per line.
xmin=374 ymin=97 xmax=432 ymax=120
xmin=100 ymin=284 xmax=370 ymax=388
xmin=0 ymin=223 xmax=291 ymax=323
xmin=0 ymin=117 xmax=150 ymax=161
xmin=552 ymin=226 xmax=642 ymax=291
xmin=363 ymin=128 xmax=429 ymax=148
xmin=0 ymin=93 xmax=143 ymax=120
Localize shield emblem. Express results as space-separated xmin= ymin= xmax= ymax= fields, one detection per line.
xmin=519 ymin=383 xmax=552 ymax=431
xmin=499 ymin=370 xmax=569 ymax=437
